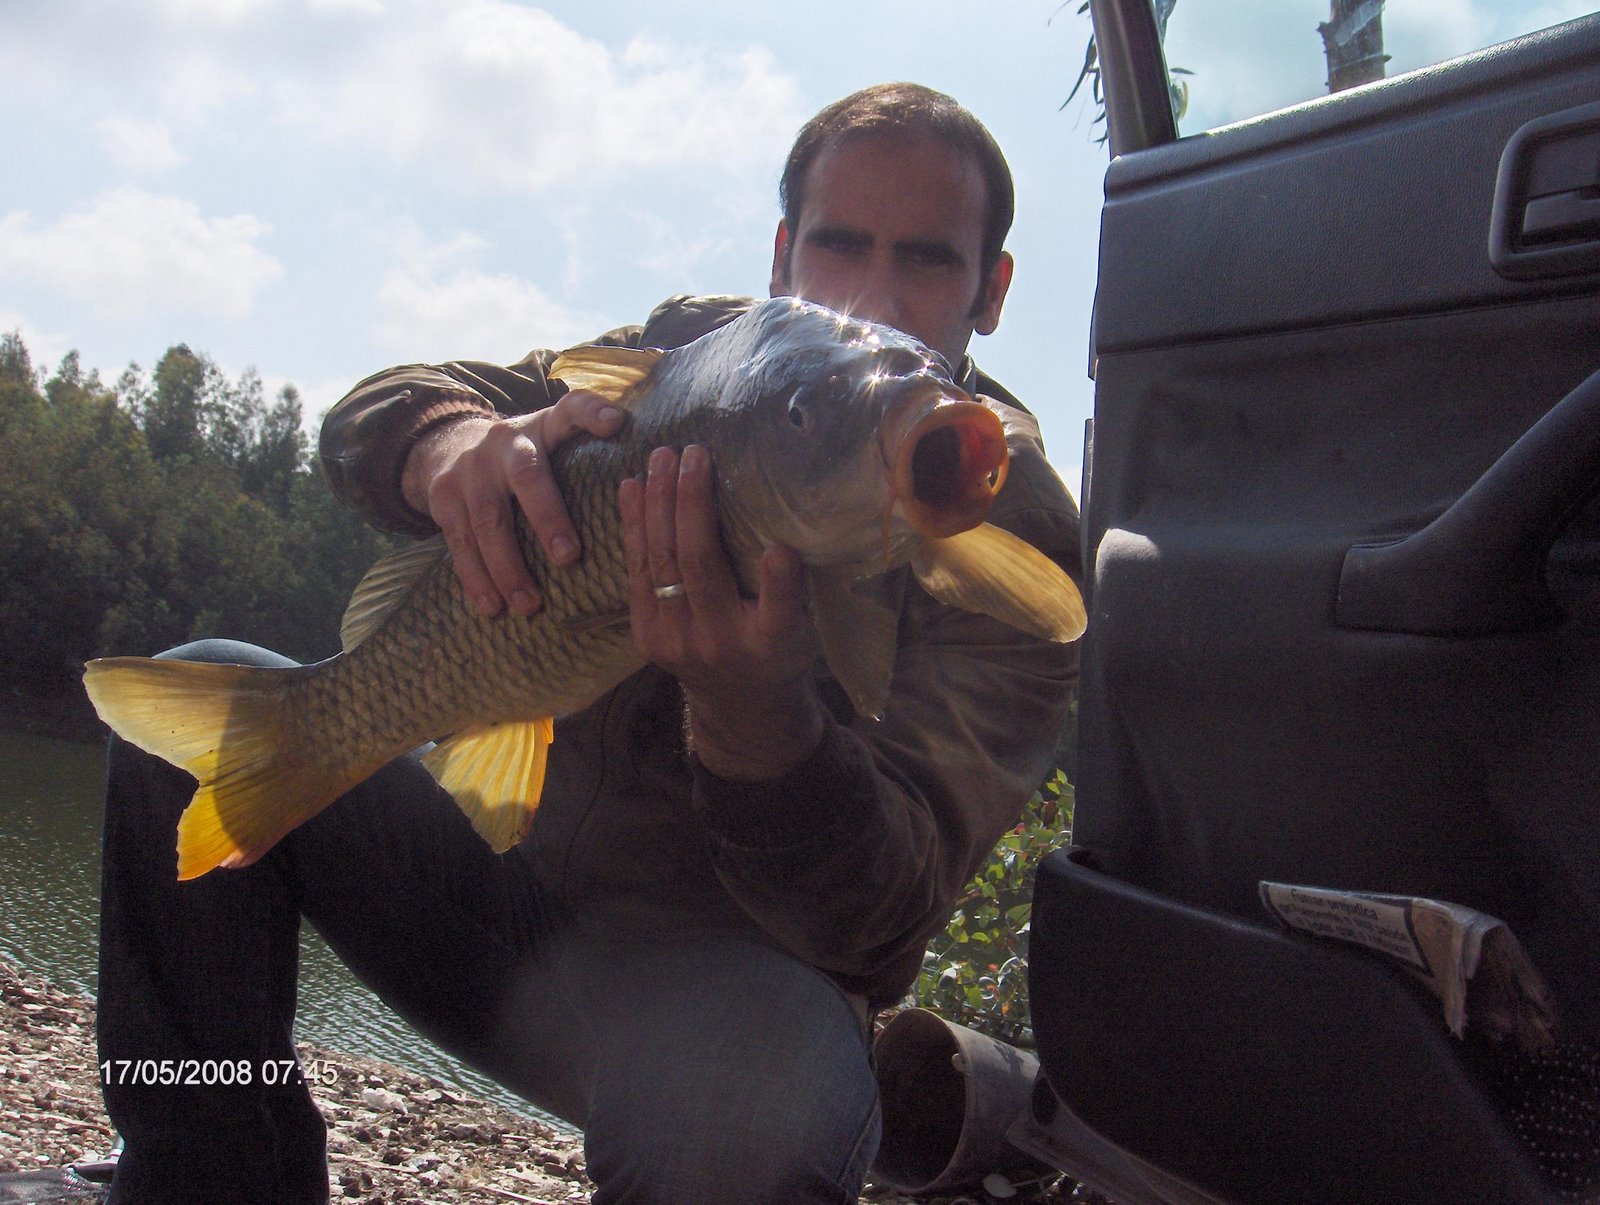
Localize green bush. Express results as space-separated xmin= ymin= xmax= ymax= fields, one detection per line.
xmin=911 ymin=768 xmax=1074 ymax=1048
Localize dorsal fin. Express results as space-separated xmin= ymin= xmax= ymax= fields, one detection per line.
xmin=340 ymin=535 xmax=450 ymax=651
xmin=549 ymin=345 xmax=663 ymax=402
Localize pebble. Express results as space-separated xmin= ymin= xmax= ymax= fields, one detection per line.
xmin=361 ymin=1087 xmax=408 ymax=1113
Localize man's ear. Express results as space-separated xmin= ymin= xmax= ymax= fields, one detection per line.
xmin=768 ymin=221 xmax=792 ymax=298
xmin=972 ymin=250 xmax=1014 ymax=336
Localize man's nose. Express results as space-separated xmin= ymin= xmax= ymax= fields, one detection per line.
xmin=847 ymin=263 xmax=910 ymax=331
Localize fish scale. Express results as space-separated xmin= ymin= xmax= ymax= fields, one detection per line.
xmin=310 ymin=438 xmax=645 ymax=761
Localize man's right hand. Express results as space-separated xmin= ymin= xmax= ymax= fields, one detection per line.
xmin=401 ymin=390 xmax=626 ymax=617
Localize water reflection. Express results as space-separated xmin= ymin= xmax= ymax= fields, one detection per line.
xmin=0 ymin=729 xmax=564 ymax=1129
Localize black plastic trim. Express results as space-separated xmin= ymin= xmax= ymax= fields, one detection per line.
xmin=1338 ymin=363 xmax=1600 ymax=634
xmin=1490 ymin=98 xmax=1600 ymax=279
xmin=1088 ymin=0 xmax=1179 ymax=156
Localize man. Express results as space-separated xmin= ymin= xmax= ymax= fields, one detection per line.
xmin=97 ymin=82 xmax=1081 ymax=1203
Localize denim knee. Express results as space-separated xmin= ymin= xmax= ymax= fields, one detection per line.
xmin=586 ymin=1076 xmax=879 ymax=1205
xmin=154 ymin=638 xmax=300 ymax=669
xmin=578 ymin=939 xmax=881 ymax=1204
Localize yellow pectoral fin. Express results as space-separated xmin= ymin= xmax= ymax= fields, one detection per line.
xmin=421 ymin=717 xmax=554 ymax=853
xmin=808 ymin=566 xmax=899 ymax=721
xmin=911 ymin=523 xmax=1088 ymax=642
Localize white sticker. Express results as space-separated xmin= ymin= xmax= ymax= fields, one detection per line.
xmin=1258 ymin=881 xmax=1430 ymax=974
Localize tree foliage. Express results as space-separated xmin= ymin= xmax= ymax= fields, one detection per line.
xmin=0 ymin=333 xmax=395 ymax=699
xmin=911 ymin=768 xmax=1075 ymax=1048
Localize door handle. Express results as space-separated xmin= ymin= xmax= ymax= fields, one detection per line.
xmin=1337 ymin=365 xmax=1600 ymax=635
xmin=1490 ymin=100 xmax=1600 ymax=279
xmin=1523 ymin=189 xmax=1600 ymax=243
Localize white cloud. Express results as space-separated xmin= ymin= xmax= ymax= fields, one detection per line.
xmin=147 ymin=0 xmax=275 ymax=20
xmin=622 ymin=208 xmax=739 ymax=280
xmin=372 ymin=226 xmax=604 ymax=364
xmin=96 ymin=115 xmax=186 ymax=173
xmin=3 ymin=1 xmax=802 ymax=195
xmin=265 ymin=0 xmax=803 ymax=192
xmin=306 ymin=0 xmax=385 ymax=13
xmin=0 ymin=187 xmax=282 ymax=320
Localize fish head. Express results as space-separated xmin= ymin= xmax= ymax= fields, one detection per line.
xmin=724 ymin=298 xmax=1008 ymax=569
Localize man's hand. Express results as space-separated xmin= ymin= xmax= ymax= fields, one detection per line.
xmin=619 ymin=444 xmax=826 ymax=781
xmin=402 ymin=390 xmax=626 ymax=617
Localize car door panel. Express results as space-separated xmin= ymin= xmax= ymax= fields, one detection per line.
xmin=1031 ymin=8 xmax=1600 ymax=1201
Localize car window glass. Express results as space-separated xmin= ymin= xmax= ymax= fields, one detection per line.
xmin=1160 ymin=0 xmax=1598 ymax=135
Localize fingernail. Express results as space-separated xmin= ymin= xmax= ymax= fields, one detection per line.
xmin=475 ymin=593 xmax=500 ymax=616
xmin=598 ymin=405 xmax=622 ymax=424
xmin=551 ymin=536 xmax=576 ymax=564
xmin=510 ymin=589 xmax=538 ymax=614
xmin=681 ymin=444 xmax=707 ymax=472
xmin=649 ymin=447 xmax=673 ymax=475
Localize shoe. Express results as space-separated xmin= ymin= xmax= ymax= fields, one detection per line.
xmin=0 ymin=1141 xmax=118 ymax=1203
xmin=0 ymin=1166 xmax=107 ymax=1203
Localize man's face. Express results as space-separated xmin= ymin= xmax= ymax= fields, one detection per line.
xmin=770 ymin=134 xmax=1012 ymax=374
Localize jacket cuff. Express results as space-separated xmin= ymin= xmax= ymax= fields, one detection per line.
xmin=691 ymin=721 xmax=875 ymax=849
xmin=323 ymin=390 xmax=495 ymax=536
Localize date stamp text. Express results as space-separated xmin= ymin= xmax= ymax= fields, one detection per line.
xmin=98 ymin=1057 xmax=341 ymax=1088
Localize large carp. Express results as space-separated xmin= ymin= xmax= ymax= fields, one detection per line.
xmin=84 ymin=297 xmax=1085 ymax=880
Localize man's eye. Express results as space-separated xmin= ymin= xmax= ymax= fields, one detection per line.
xmin=812 ymin=232 xmax=867 ymax=258
xmin=905 ymin=246 xmax=958 ymax=270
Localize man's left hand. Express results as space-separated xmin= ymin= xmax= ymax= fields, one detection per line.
xmin=619 ymin=444 xmax=825 ymax=781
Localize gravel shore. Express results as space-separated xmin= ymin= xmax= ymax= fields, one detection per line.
xmin=1 ymin=956 xmax=593 ymax=1203
xmin=4 ymin=957 xmax=1070 ymax=1204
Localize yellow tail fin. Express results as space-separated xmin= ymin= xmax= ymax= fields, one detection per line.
xmin=83 ymin=657 xmax=357 ymax=880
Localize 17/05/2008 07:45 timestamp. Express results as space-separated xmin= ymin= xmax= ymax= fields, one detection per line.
xmin=99 ymin=1058 xmax=341 ymax=1087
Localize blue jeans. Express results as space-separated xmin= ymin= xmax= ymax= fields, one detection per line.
xmin=98 ymin=640 xmax=881 ymax=1204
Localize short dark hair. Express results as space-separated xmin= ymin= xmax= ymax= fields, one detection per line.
xmin=778 ymin=82 xmax=1015 ymax=286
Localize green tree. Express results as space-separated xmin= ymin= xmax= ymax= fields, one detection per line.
xmin=139 ymin=344 xmax=210 ymax=463
xmin=254 ymin=385 xmax=310 ymax=514
xmin=0 ymin=334 xmax=396 ymax=708
xmin=0 ymin=352 xmax=165 ymax=690
xmin=0 ymin=331 xmax=37 ymax=395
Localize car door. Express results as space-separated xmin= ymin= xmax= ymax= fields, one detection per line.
xmin=1027 ymin=5 xmax=1600 ymax=1202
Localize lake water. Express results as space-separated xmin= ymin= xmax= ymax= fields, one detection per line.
xmin=0 ymin=727 xmax=565 ymax=1129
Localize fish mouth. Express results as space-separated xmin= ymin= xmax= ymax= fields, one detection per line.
xmin=882 ymin=387 xmax=1009 ymax=539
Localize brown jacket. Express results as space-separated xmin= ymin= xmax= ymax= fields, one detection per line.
xmin=319 ymin=294 xmax=1082 ymax=1007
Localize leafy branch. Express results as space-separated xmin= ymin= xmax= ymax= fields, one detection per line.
xmin=910 ymin=768 xmax=1075 ymax=1048
xmin=1058 ymin=0 xmax=1192 ymax=141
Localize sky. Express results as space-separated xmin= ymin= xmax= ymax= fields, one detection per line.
xmin=2 ymin=0 xmax=1590 ymax=501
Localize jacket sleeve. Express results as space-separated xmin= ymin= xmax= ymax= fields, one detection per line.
xmin=316 ymin=294 xmax=754 ymax=536
xmin=688 ymin=413 xmax=1083 ymax=1004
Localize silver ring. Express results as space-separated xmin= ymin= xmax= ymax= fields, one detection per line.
xmin=652 ymin=581 xmax=687 ymax=600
